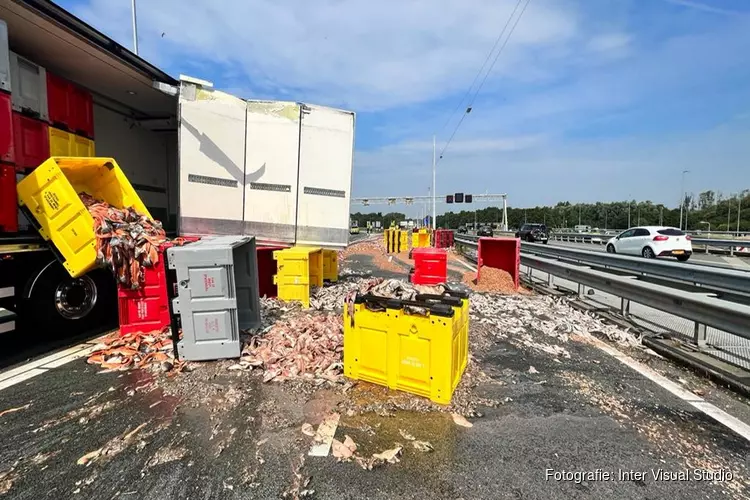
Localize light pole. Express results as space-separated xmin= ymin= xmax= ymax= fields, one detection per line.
xmin=679 ymin=169 xmax=689 ymax=230
xmin=431 ymin=135 xmax=436 ymax=231
xmin=637 ymin=203 xmax=641 ymax=226
xmin=627 ymin=201 xmax=631 ymax=228
xmin=699 ymin=221 xmax=710 ymax=232
xmin=738 ymin=196 xmax=743 ymax=233
xmin=131 ymin=0 xmax=139 ymax=55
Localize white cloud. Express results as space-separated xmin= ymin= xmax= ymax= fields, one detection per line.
xmin=72 ymin=0 xmax=583 ymax=110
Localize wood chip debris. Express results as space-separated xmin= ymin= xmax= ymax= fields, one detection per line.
xmin=86 ymin=328 xmax=185 ymax=372
xmin=462 ymin=267 xmax=519 ymax=294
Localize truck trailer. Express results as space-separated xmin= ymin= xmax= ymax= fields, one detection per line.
xmin=0 ymin=0 xmax=355 ymax=345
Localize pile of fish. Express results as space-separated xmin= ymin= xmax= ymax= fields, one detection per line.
xmin=469 ymin=293 xmax=640 ymax=355
xmin=80 ymin=192 xmax=167 ymax=290
xmin=86 ymin=327 xmax=182 ymax=372
xmin=240 ymin=313 xmax=344 ymax=383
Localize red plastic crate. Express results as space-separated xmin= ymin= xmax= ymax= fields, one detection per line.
xmin=46 ymin=72 xmax=72 ymax=130
xmin=118 ymin=251 xmax=171 ymax=336
xmin=117 ymin=238 xmax=201 ymax=335
xmin=12 ymin=112 xmax=49 ymax=170
xmin=0 ymin=91 xmax=14 ymax=164
xmin=70 ymin=86 xmax=94 ymax=138
xmin=0 ymin=164 xmax=17 ymax=232
xmin=410 ymin=247 xmax=448 ymax=285
xmin=477 ymin=237 xmax=520 ymax=290
xmin=257 ymin=245 xmax=287 ymax=298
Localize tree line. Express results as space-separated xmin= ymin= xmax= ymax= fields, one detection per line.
xmin=351 ymin=189 xmax=750 ymax=232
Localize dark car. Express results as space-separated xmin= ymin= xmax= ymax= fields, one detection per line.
xmin=516 ymin=223 xmax=549 ymax=243
xmin=477 ymin=225 xmax=493 ymax=237
xmin=457 ymin=225 xmax=468 ymax=234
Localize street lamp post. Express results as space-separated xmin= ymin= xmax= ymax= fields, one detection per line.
xmin=432 ymin=135 xmax=436 ymax=231
xmin=738 ymin=196 xmax=743 ymax=233
xmin=679 ymin=169 xmax=689 ymax=230
xmin=699 ymin=221 xmax=710 ymax=232
xmin=131 ymin=0 xmax=139 ymax=55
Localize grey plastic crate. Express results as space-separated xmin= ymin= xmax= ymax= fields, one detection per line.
xmin=167 ymin=235 xmax=261 ymax=361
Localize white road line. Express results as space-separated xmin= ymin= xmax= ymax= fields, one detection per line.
xmin=451 ymin=256 xmax=477 ymax=272
xmin=0 ymin=368 xmax=48 ymax=391
xmin=0 ymin=337 xmax=105 ymax=391
xmin=592 ymin=337 xmax=750 ymax=443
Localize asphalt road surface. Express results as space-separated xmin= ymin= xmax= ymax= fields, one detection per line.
xmin=2 ymin=249 xmax=750 ymax=499
xmin=550 ymin=240 xmax=750 ymax=271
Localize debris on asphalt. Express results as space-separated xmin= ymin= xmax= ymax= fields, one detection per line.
xmin=86 ymin=327 xmax=183 ymax=373
xmin=331 ymin=435 xmax=357 ymax=460
xmin=301 ymin=423 xmax=315 ymax=437
xmin=282 ymin=454 xmax=314 ymax=499
xmin=80 ymin=192 xmax=168 ymax=290
xmin=462 ymin=267 xmax=519 ymax=294
xmin=0 ymin=403 xmax=31 ymax=418
xmin=309 ymin=413 xmax=341 ymax=457
xmin=372 ymin=445 xmax=403 ymax=464
xmin=412 ymin=440 xmax=434 ymax=452
xmin=528 ymin=366 xmax=539 ymax=374
xmin=398 ymin=429 xmax=415 ymax=441
xmin=468 ymin=293 xmax=640 ymax=356
xmin=77 ymin=422 xmax=148 ymax=466
xmin=451 ymin=413 xmax=474 ymax=428
xmin=241 ymin=313 xmax=343 ymax=383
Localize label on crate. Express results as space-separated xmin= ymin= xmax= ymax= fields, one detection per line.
xmin=136 ymin=300 xmax=148 ymax=320
xmin=43 ymin=191 xmax=60 ymax=211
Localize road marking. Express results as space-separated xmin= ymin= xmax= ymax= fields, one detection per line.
xmin=591 ymin=337 xmax=750 ymax=443
xmin=0 ymin=368 xmax=48 ymax=391
xmin=0 ymin=337 xmax=104 ymax=391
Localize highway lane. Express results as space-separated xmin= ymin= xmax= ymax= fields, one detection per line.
xmin=3 ymin=250 xmax=750 ymax=499
xmin=546 ymin=240 xmax=750 ymax=271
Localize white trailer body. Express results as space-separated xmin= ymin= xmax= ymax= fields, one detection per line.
xmin=177 ymin=80 xmax=355 ymax=249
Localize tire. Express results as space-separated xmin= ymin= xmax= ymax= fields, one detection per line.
xmin=642 ymin=247 xmax=656 ymax=259
xmin=606 ymin=244 xmax=616 ymax=254
xmin=526 ymin=235 xmax=534 ymax=243
xmin=676 ymin=254 xmax=690 ymax=262
xmin=543 ymin=240 xmax=548 ymax=245
xmin=21 ymin=260 xmax=118 ymax=336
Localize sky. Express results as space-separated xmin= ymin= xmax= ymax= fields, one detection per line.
xmin=58 ymin=0 xmax=750 ymax=216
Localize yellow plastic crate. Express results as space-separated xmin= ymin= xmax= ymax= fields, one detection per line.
xmin=49 ymin=127 xmax=72 ymax=156
xmin=344 ymin=296 xmax=465 ymax=404
xmin=322 ymin=249 xmax=338 ymax=282
xmin=273 ymin=246 xmax=323 ymax=308
xmin=16 ymin=157 xmax=151 ymax=278
xmin=415 ymin=291 xmax=470 ymax=378
xmin=71 ymin=134 xmax=95 ymax=157
xmin=412 ymin=230 xmax=430 ymax=248
xmin=399 ymin=230 xmax=408 ymax=250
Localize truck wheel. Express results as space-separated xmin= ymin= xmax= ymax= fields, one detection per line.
xmin=21 ymin=260 xmax=117 ymax=336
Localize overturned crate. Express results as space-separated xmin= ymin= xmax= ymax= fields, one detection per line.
xmin=16 ymin=156 xmax=151 ymax=278
xmin=167 ymin=235 xmax=261 ymax=361
xmin=344 ymin=293 xmax=467 ymax=404
xmin=273 ymin=246 xmax=323 ymax=308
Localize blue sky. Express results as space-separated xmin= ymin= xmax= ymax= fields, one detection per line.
xmin=59 ymin=0 xmax=750 ymax=216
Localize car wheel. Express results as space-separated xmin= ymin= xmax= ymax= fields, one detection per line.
xmin=676 ymin=254 xmax=690 ymax=262
xmin=642 ymin=247 xmax=656 ymax=259
xmin=606 ymin=244 xmax=616 ymax=254
xmin=542 ymin=240 xmax=548 ymax=245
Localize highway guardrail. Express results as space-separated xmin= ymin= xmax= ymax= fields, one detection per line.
xmin=453 ymin=234 xmax=750 ymax=345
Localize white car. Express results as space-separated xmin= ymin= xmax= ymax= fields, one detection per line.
xmin=605 ymin=226 xmax=693 ymax=261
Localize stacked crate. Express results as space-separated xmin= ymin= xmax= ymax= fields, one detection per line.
xmin=0 ymin=19 xmax=95 ymax=234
